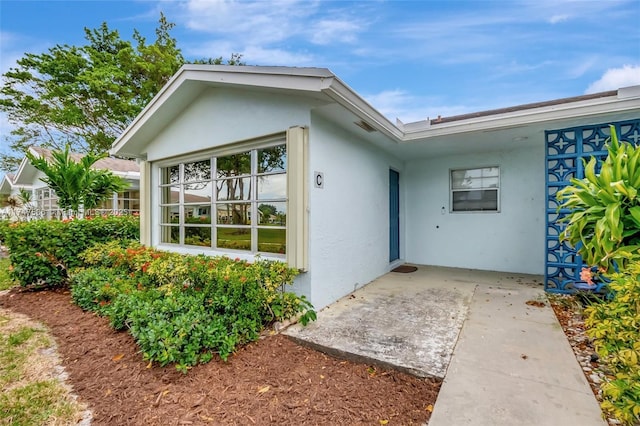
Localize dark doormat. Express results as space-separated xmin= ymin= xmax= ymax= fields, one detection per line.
xmin=391 ymin=265 xmax=418 ymax=273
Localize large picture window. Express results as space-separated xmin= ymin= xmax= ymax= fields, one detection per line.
xmin=159 ymin=142 xmax=287 ymax=255
xmin=450 ymin=167 xmax=500 ymax=212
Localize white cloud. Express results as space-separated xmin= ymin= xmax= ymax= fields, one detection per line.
xmin=586 ymin=65 xmax=640 ymax=93
xmin=363 ymin=89 xmax=474 ymax=124
xmin=241 ymin=46 xmax=315 ymax=66
xmin=566 ymin=56 xmax=597 ymax=79
xmin=180 ymin=0 xmax=320 ymax=43
xmin=0 ymin=31 xmax=23 ymax=74
xmin=548 ymin=14 xmax=569 ymax=24
xmin=169 ymin=0 xmax=368 ymax=65
xmin=309 ymin=19 xmax=362 ymax=45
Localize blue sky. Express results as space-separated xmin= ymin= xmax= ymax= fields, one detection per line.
xmin=1 ymin=0 xmax=639 ymax=130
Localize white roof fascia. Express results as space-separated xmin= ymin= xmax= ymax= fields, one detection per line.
xmin=112 ymin=171 xmax=141 ymax=179
xmin=0 ymin=176 xmax=12 ymax=194
xmin=401 ymin=91 xmax=640 ymax=141
xmin=12 ymin=149 xmax=39 ymax=186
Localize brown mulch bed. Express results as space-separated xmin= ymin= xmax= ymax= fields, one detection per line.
xmin=0 ymin=288 xmax=440 ymax=425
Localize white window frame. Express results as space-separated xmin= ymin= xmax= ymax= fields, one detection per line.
xmin=150 ymin=128 xmax=308 ymax=270
xmin=155 ymin=135 xmax=288 ymax=256
xmin=35 ymin=187 xmax=59 ymax=212
xmin=450 ymin=166 xmax=500 ymax=213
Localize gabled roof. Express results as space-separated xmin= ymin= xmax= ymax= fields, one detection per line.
xmin=111 ymin=64 xmax=640 ymax=159
xmin=0 ymin=173 xmax=17 ymax=195
xmin=111 ymin=65 xmax=400 ymax=158
xmin=13 ymin=146 xmax=139 ymax=186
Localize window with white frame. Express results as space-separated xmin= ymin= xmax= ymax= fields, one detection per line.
xmin=35 ymin=188 xmax=58 ymax=211
xmin=158 ymin=141 xmax=287 ymax=255
xmin=117 ymin=190 xmax=140 ymax=212
xmin=450 ymin=167 xmax=500 ymax=212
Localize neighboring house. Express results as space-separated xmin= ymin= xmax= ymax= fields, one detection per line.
xmin=0 ymin=173 xmax=25 ymax=198
xmin=111 ymin=65 xmax=640 ymax=310
xmin=0 ymin=146 xmax=141 ymax=220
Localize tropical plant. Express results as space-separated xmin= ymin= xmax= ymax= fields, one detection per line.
xmin=16 ymin=187 xmax=34 ymax=217
xmin=25 ymin=145 xmax=127 ymax=217
xmin=557 ymin=125 xmax=640 ymax=273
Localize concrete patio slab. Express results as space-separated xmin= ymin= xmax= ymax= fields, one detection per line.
xmin=285 ymin=266 xmax=605 ymax=425
xmin=284 ymin=265 xmax=477 ymax=378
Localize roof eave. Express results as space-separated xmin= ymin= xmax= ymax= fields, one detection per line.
xmin=402 ymin=90 xmax=640 ymax=141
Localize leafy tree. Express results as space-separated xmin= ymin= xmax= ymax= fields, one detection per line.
xmin=0 ymin=14 xmax=243 ymax=172
xmin=258 ymin=204 xmax=277 ymax=217
xmin=26 ymin=145 xmax=127 ymax=216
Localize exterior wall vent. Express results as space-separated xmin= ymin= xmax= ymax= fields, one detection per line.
xmin=354 ymin=120 xmax=377 ymax=133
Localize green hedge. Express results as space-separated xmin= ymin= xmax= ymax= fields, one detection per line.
xmin=0 ymin=220 xmax=10 ymax=246
xmin=71 ymin=242 xmax=315 ymax=372
xmin=4 ymin=216 xmax=139 ymax=287
xmin=585 ymin=260 xmax=640 ymax=425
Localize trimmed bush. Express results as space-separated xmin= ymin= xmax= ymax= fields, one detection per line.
xmin=4 ymin=216 xmax=139 ymax=287
xmin=585 ymin=260 xmax=640 ymax=425
xmin=71 ymin=241 xmax=315 ymax=372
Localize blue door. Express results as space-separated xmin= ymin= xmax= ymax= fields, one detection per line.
xmin=389 ymin=169 xmax=400 ymax=262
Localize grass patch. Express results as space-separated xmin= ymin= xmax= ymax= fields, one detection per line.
xmin=0 ymin=381 xmax=79 ymax=426
xmin=0 ymin=309 xmax=85 ymax=425
xmin=0 ymin=258 xmax=17 ymax=291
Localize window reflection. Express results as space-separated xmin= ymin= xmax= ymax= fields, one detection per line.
xmin=216 ymin=227 xmax=251 ymax=250
xmin=257 ymin=202 xmax=286 ymax=226
xmin=217 ymin=177 xmax=251 ymax=201
xmin=258 ymin=145 xmax=286 ymax=173
xmin=216 ymin=152 xmax=251 ymax=178
xmin=184 ymin=160 xmax=211 ymax=183
xmin=160 ymin=142 xmax=286 ymax=253
xmin=257 ymin=174 xmax=286 ymax=200
xmin=216 ymin=203 xmax=251 ymax=225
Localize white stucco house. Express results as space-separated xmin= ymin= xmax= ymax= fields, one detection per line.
xmin=111 ymin=65 xmax=640 ymax=310
xmin=0 ymin=146 xmax=141 ymax=220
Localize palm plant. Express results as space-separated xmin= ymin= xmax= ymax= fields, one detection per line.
xmin=557 ymin=125 xmax=640 ymax=273
xmin=26 ymin=145 xmax=128 ymax=217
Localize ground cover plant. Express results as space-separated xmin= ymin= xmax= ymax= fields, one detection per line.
xmin=557 ymin=126 xmax=640 ymax=424
xmin=71 ymin=241 xmax=316 ymax=372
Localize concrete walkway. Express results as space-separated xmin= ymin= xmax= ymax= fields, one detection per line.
xmin=429 ymin=272 xmax=606 ymax=426
xmin=285 ymin=266 xmax=606 ymax=425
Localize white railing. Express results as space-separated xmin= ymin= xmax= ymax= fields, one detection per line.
xmin=0 ymin=208 xmax=140 ymax=222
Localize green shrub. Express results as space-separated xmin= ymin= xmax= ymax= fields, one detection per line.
xmin=585 ymin=259 xmax=640 ymax=425
xmin=4 ymin=216 xmax=139 ymax=287
xmin=0 ymin=220 xmax=11 ymax=246
xmin=71 ymin=241 xmax=315 ymax=372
